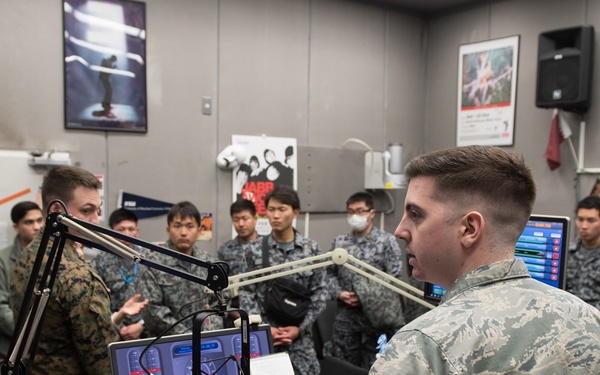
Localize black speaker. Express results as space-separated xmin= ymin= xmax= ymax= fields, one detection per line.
xmin=536 ymin=25 xmax=594 ymax=113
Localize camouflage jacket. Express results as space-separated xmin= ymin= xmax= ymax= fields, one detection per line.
xmin=217 ymin=235 xmax=256 ymax=277
xmin=566 ymin=240 xmax=600 ymax=310
xmin=10 ymin=231 xmax=119 ymax=375
xmin=326 ymin=226 xmax=402 ymax=300
xmin=0 ymin=235 xmax=20 ymax=357
xmin=239 ymin=230 xmax=327 ymax=334
xmin=139 ymin=240 xmax=223 ymax=337
xmin=91 ymin=245 xmax=149 ymax=324
xmin=370 ymin=259 xmax=600 ymax=374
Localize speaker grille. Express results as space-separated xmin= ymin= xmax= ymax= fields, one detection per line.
xmin=537 ymin=56 xmax=581 ymax=103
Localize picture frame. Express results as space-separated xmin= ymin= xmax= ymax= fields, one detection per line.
xmin=456 ymin=35 xmax=519 ymax=146
xmin=63 ymin=0 xmax=147 ymax=133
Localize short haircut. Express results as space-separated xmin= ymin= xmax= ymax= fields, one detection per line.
xmin=577 ymin=196 xmax=600 ymax=213
xmin=108 ymin=208 xmax=138 ymax=228
xmin=41 ymin=165 xmax=102 ymax=210
xmin=265 ymin=185 xmax=300 ymax=211
xmin=230 ymin=199 xmax=256 ymax=217
xmin=404 ymin=145 xmax=536 ymax=244
xmin=249 ymin=155 xmax=259 ymax=166
xmin=10 ymin=201 xmax=42 ymax=224
xmin=167 ymin=201 xmax=200 ymax=226
xmin=346 ymin=192 xmax=374 ymax=210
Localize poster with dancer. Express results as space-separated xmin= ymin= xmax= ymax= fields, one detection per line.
xmin=63 ymin=0 xmax=147 ymax=132
xmin=456 ymin=35 xmax=519 ymax=146
xmin=231 ymin=135 xmax=297 ymax=236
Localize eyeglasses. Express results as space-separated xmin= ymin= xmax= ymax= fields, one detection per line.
xmin=346 ymin=208 xmax=372 ymax=216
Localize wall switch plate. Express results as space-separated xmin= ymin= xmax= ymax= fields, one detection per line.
xmin=202 ymin=96 xmax=212 ymax=116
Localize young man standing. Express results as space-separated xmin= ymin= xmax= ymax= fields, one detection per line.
xmin=239 ymin=186 xmax=327 ymax=375
xmin=326 ymin=192 xmax=403 ymax=369
xmin=217 ymin=199 xmax=259 ymax=277
xmin=140 ymin=201 xmax=223 ymax=337
xmin=370 ymin=146 xmax=600 ymax=374
xmin=567 ymin=195 xmax=600 ymax=310
xmin=91 ymin=208 xmax=148 ymax=340
xmin=0 ymin=201 xmax=43 ymax=360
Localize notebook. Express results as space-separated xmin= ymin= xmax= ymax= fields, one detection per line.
xmin=108 ymin=324 xmax=274 ymax=375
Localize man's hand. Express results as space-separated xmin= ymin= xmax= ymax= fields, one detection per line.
xmin=270 ymin=326 xmax=299 ymax=346
xmin=339 ymin=291 xmax=361 ymax=307
xmin=119 ymin=321 xmax=144 ymax=340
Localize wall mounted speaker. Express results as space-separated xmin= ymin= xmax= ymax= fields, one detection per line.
xmin=536 ymin=25 xmax=594 ymax=113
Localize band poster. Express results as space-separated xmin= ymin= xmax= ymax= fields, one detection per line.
xmin=456 ymin=35 xmax=519 ymax=146
xmin=63 ymin=0 xmax=147 ymax=132
xmin=231 ymin=135 xmax=297 ymax=236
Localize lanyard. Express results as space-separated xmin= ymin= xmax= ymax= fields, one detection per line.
xmin=119 ymin=262 xmax=138 ymax=284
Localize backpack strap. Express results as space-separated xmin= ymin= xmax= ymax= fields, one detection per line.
xmin=261 ymin=235 xmax=270 ymax=268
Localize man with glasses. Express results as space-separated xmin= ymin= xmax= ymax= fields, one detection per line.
xmin=325 ymin=192 xmax=404 ymax=369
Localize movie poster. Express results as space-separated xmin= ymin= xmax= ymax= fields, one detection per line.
xmin=231 ymin=135 xmax=297 ymax=236
xmin=63 ymin=0 xmax=147 ymax=132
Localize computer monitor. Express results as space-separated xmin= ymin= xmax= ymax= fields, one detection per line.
xmin=424 ymin=214 xmax=570 ymax=303
xmin=108 ymin=325 xmax=274 ymax=375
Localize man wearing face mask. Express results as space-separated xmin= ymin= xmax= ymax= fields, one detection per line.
xmin=325 ymin=192 xmax=403 ymax=369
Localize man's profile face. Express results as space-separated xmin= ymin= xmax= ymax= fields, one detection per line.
xmin=112 ymin=219 xmax=139 ymax=248
xmin=166 ymin=214 xmax=200 ymax=255
xmin=14 ymin=209 xmax=44 ymax=245
xmin=64 ymin=186 xmax=102 ymax=225
xmin=576 ymin=208 xmax=600 ymax=245
xmin=394 ymin=176 xmax=463 ymax=289
xmin=232 ymin=210 xmax=257 ymax=241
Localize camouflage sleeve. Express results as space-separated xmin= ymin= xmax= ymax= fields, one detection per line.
xmin=370 ymin=329 xmax=458 ymax=375
xmin=325 ymin=237 xmax=343 ymax=299
xmin=238 ymin=245 xmax=261 ymax=316
xmin=298 ymin=241 xmax=327 ymax=334
xmin=60 ymin=269 xmax=119 ymax=375
xmin=384 ymin=235 xmax=403 ymax=279
xmin=0 ymin=257 xmax=15 ymax=337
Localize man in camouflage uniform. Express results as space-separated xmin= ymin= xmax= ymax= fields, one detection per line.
xmin=370 ymin=146 xmax=600 ymax=374
xmin=239 ymin=186 xmax=326 ymax=375
xmin=0 ymin=201 xmax=43 ymax=361
xmin=9 ymin=166 xmax=120 ymax=374
xmin=91 ymin=208 xmax=148 ymax=340
xmin=217 ymin=199 xmax=259 ymax=327
xmin=567 ymin=195 xmax=600 ymax=310
xmin=325 ymin=192 xmax=403 ymax=369
xmin=139 ymin=201 xmax=223 ymax=337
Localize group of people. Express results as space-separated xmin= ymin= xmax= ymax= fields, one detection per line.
xmin=0 ymin=145 xmax=599 ymax=375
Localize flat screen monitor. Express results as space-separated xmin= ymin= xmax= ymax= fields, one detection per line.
xmin=424 ymin=214 xmax=570 ymax=303
xmin=108 ymin=324 xmax=274 ymax=375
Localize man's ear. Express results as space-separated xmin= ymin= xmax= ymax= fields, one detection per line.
xmin=460 ymin=211 xmax=484 ymax=248
xmin=47 ymin=201 xmax=63 ymax=214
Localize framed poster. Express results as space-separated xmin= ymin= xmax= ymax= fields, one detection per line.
xmin=63 ymin=0 xmax=147 ymax=132
xmin=456 ymin=35 xmax=519 ymax=146
xmin=231 ymin=135 xmax=297 ymax=237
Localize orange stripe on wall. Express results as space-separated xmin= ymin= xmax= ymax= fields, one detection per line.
xmin=0 ymin=188 xmax=32 ymax=205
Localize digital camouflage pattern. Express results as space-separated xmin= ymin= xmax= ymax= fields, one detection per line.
xmin=239 ymin=230 xmax=327 ymax=375
xmin=566 ymin=241 xmax=600 ymax=310
xmin=91 ymin=245 xmax=149 ymax=324
xmin=138 ymin=240 xmax=223 ymax=337
xmin=325 ymin=226 xmax=404 ymax=369
xmin=10 ymin=231 xmax=119 ymax=375
xmin=370 ymin=259 xmax=600 ymax=375
xmin=0 ymin=236 xmax=21 ymax=359
xmin=217 ymin=236 xmax=256 ymax=277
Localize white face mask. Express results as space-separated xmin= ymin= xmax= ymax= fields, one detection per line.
xmin=348 ymin=214 xmax=369 ymax=232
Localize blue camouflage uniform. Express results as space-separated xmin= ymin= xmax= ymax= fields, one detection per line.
xmin=138 ymin=240 xmax=223 ymax=337
xmin=239 ymin=230 xmax=327 ymax=375
xmin=325 ymin=226 xmax=403 ymax=369
xmin=217 ymin=236 xmax=254 ymax=277
xmin=566 ymin=240 xmax=600 ymax=310
xmin=10 ymin=231 xmax=120 ymax=375
xmin=370 ymin=259 xmax=600 ymax=374
xmin=91 ymin=245 xmax=149 ymax=326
